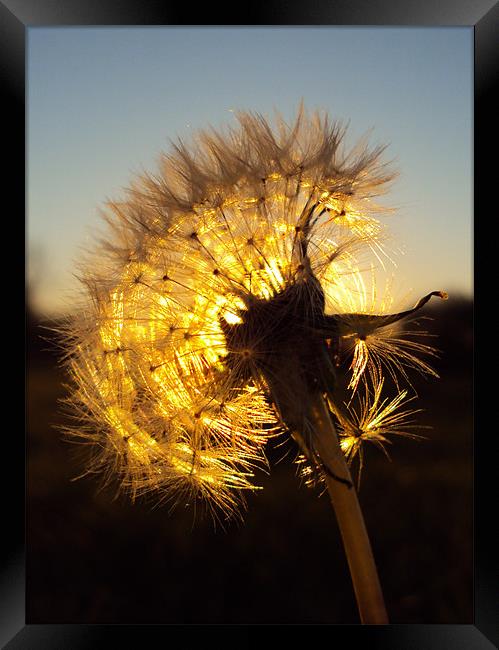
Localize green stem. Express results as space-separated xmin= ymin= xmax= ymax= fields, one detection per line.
xmin=309 ymin=392 xmax=388 ymax=624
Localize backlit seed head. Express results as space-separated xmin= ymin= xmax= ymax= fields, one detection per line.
xmin=59 ymin=105 xmax=445 ymax=522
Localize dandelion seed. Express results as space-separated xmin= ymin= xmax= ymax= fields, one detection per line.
xmin=330 ymin=378 xmax=427 ymax=487
xmin=328 ymin=275 xmax=446 ymax=392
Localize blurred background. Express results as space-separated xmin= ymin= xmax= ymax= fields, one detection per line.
xmin=26 ymin=298 xmax=472 ymax=623
xmin=27 ymin=27 xmax=472 ymax=623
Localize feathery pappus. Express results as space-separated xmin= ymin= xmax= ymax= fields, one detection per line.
xmin=59 ymin=105 xmax=447 ymax=522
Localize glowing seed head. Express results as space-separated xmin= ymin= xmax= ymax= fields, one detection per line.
xmin=60 ymin=105 xmax=443 ymax=522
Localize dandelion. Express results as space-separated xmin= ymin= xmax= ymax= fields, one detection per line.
xmin=60 ymin=104 xmax=447 ymax=624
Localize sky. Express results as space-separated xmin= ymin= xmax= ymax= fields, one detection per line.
xmin=27 ymin=27 xmax=472 ymax=315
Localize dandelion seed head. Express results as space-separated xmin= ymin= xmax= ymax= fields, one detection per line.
xmin=60 ymin=105 xmax=442 ymax=520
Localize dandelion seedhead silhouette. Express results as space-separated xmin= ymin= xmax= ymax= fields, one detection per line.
xmin=62 ymin=105 xmax=447 ymax=523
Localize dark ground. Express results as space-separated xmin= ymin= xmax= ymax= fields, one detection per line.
xmin=26 ymin=297 xmax=472 ymax=624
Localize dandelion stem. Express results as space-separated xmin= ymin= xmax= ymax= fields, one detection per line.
xmin=309 ymin=392 xmax=388 ymax=624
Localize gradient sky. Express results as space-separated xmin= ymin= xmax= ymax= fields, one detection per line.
xmin=28 ymin=27 xmax=472 ymax=315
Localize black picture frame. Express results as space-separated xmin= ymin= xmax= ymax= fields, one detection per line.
xmin=10 ymin=1 xmax=495 ymax=647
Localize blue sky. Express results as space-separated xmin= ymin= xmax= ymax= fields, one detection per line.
xmin=28 ymin=27 xmax=472 ymax=314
